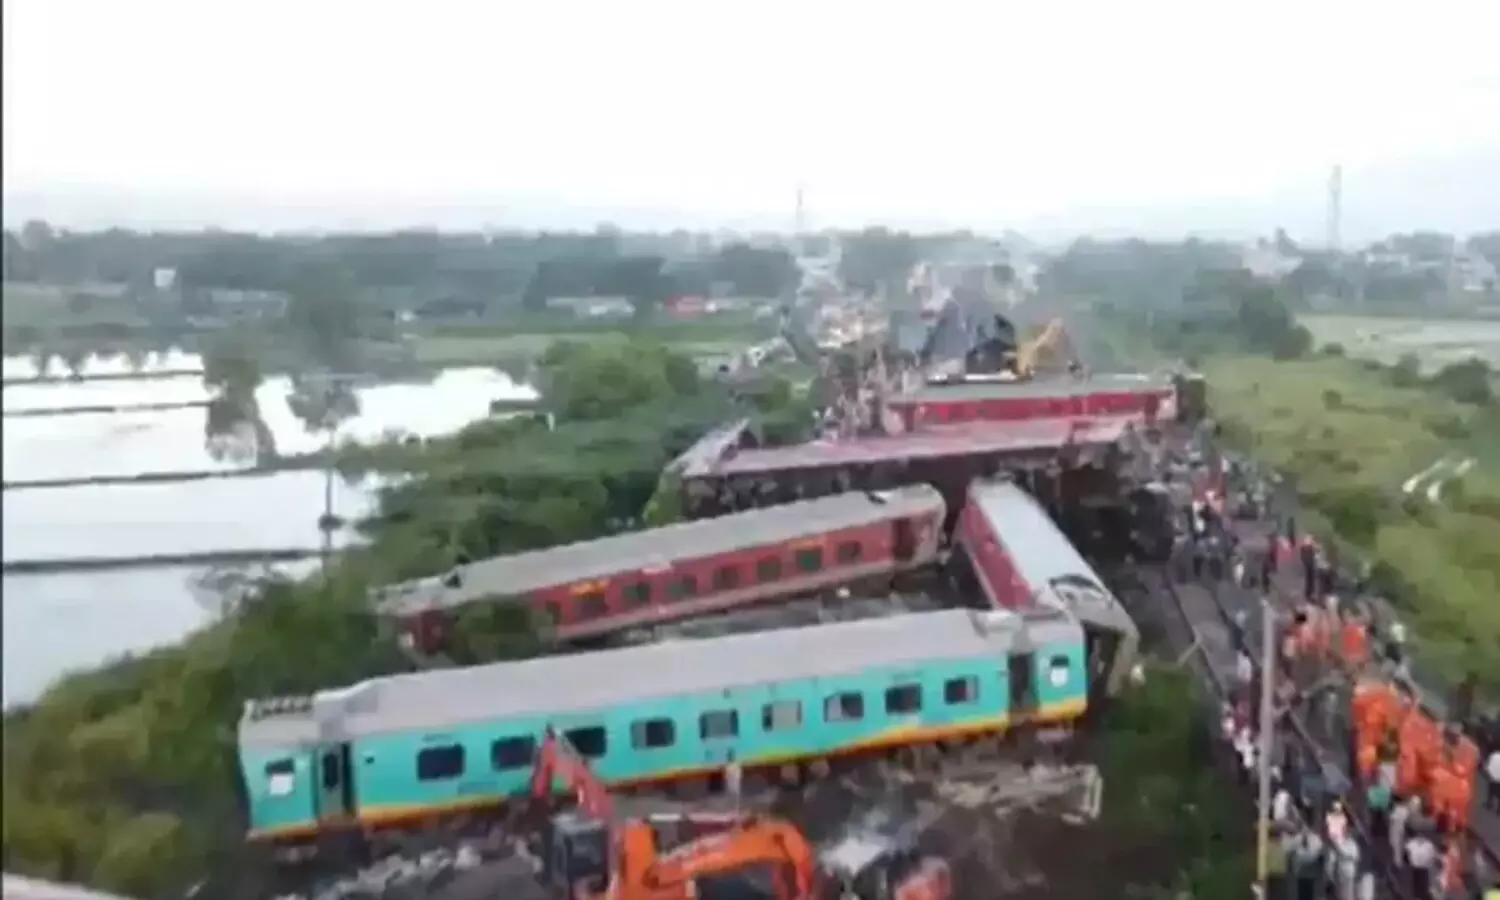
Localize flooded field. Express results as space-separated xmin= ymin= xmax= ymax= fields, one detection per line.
xmin=2 ymin=353 xmax=535 ymax=706
xmin=1302 ymin=314 xmax=1500 ymax=372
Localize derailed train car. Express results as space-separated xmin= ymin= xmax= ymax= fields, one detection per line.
xmin=374 ymin=486 xmax=947 ymax=655
xmin=954 ymin=479 xmax=1140 ymax=703
xmin=886 ymin=371 xmax=1208 ymax=430
xmin=238 ymin=605 xmax=1098 ymax=848
xmin=677 ymin=416 xmax=1135 ymax=524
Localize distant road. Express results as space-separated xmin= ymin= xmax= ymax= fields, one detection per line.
xmin=2 ymin=457 xmax=328 ymax=491
xmin=3 ymin=399 xmax=210 ymax=418
xmin=2 ymin=547 xmax=324 ymax=575
xmin=2 ymin=367 xmax=204 ymax=387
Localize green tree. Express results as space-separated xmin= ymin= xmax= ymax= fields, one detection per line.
xmin=201 ymin=328 xmax=271 ymax=464
xmin=711 ymin=243 xmax=798 ymax=297
xmin=282 ymin=262 xmax=364 ymax=371
xmin=838 ymin=227 xmax=921 ymax=293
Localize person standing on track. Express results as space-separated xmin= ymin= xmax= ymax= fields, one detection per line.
xmin=725 ymin=750 xmax=743 ymax=813
xmin=1298 ymin=536 xmax=1318 ymax=602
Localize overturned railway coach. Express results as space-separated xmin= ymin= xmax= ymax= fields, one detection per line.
xmin=239 ymin=606 xmax=1093 ymax=845
xmin=375 ymin=486 xmax=947 ymax=654
xmin=678 ymin=416 xmax=1135 ymax=522
xmin=887 ymin=371 xmax=1206 ymax=430
xmin=955 ymin=479 xmax=1140 ymax=700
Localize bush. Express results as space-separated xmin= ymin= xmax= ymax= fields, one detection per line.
xmin=1097 ymin=668 xmax=1254 ymax=896
xmin=1390 ymin=353 xmax=1423 ymax=387
xmin=1428 ymin=358 xmax=1494 ymax=406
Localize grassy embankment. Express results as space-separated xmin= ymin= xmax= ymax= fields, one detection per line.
xmin=1092 ymin=667 xmax=1254 ymax=898
xmin=1201 ymin=352 xmax=1500 ymax=694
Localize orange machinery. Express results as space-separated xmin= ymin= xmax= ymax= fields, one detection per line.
xmin=528 ymin=727 xmax=953 ymax=900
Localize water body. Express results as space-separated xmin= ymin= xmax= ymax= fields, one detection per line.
xmin=2 ymin=353 xmax=536 ymax=707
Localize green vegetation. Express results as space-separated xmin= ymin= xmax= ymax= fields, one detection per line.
xmin=1095 ymin=667 xmax=1254 ymax=899
xmin=1202 ymin=352 xmax=1500 ymax=692
xmin=408 ymin=317 xmax=766 ymax=369
xmin=0 ymin=338 xmax=812 ymax=897
xmin=1087 ymin=253 xmax=1500 ymax=696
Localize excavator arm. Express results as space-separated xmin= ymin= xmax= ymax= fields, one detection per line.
xmin=532 ymin=726 xmax=614 ymax=820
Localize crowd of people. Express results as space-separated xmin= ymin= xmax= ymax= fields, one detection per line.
xmin=1165 ymin=433 xmax=1500 ymax=899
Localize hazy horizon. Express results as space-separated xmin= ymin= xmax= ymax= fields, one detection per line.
xmin=5 ymin=0 xmax=1499 ymax=242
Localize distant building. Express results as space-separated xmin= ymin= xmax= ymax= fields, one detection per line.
xmin=1453 ymin=250 xmax=1497 ymax=294
xmin=665 ymin=295 xmax=708 ymax=318
xmin=1240 ymin=240 xmax=1302 ymax=281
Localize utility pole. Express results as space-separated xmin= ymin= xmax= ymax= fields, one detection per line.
xmin=1255 ymin=594 xmax=1277 ymax=892
xmin=1326 ymin=164 xmax=1343 ymax=257
xmin=321 ymin=425 xmax=337 ymax=568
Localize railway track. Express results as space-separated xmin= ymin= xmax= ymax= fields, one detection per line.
xmin=1155 ymin=542 xmax=1500 ymax=896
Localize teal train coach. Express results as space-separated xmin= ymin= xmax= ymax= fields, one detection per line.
xmin=237 ymin=604 xmax=1093 ymax=844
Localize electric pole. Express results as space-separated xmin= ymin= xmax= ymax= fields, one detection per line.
xmin=1255 ymin=594 xmax=1277 ymax=892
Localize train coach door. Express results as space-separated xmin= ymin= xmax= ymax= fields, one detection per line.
xmin=893 ymin=517 xmax=917 ymax=565
xmin=315 ymin=744 xmax=354 ymax=824
xmin=1083 ymin=629 xmax=1120 ymax=709
xmin=1007 ymin=653 xmax=1038 ymax=721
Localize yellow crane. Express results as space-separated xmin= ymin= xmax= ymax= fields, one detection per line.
xmin=1005 ymin=319 xmax=1081 ymax=379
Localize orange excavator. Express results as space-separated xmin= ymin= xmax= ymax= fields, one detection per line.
xmin=528 ymin=727 xmax=953 ymax=900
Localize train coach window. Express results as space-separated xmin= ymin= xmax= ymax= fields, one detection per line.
xmin=824 ymin=692 xmax=864 ymax=723
xmin=669 ymin=575 xmax=698 ymax=601
xmin=417 ymin=744 xmax=465 ymax=781
xmin=944 ymin=676 xmax=979 ymax=705
xmin=712 ymin=565 xmax=740 ymax=591
xmin=761 ymin=700 xmax=803 ymax=732
xmin=264 ymin=759 xmax=295 ymax=797
xmin=699 ymin=710 xmax=739 ymax=741
xmin=1048 ymin=655 xmax=1072 ymax=687
xmin=885 ymin=684 xmax=922 ymax=715
xmin=795 ymin=547 xmax=823 ymax=573
xmin=577 ymin=590 xmax=608 ymax=619
xmin=491 ymin=736 xmax=537 ymax=772
xmin=756 ymin=557 xmax=782 ymax=582
xmin=835 ymin=541 xmax=863 ymax=565
xmin=623 ymin=581 xmax=651 ymax=608
xmin=565 ymin=726 xmax=609 ymax=759
xmin=631 ymin=718 xmax=676 ymax=750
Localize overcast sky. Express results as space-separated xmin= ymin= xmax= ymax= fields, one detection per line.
xmin=4 ymin=0 xmax=1499 ymax=230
